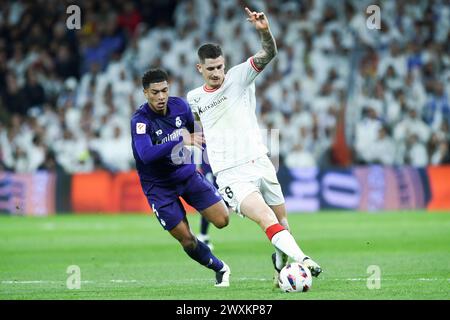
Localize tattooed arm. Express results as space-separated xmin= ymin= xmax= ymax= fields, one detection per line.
xmin=245 ymin=7 xmax=278 ymax=70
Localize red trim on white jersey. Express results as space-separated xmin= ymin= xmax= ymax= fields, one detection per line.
xmin=250 ymin=56 xmax=262 ymax=72
xmin=202 ymin=84 xmax=221 ymax=93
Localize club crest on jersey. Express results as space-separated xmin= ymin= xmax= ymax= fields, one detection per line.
xmin=136 ymin=123 xmax=146 ymax=134
xmin=175 ymin=116 xmax=182 ymax=128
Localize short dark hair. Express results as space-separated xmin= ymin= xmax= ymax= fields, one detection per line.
xmin=142 ymin=68 xmax=169 ymax=89
xmin=197 ymin=43 xmax=223 ymax=63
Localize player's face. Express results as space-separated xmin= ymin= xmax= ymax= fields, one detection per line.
xmin=197 ymin=56 xmax=225 ymax=89
xmin=144 ymin=81 xmax=169 ymax=115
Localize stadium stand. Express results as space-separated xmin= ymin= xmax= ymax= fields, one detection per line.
xmin=0 ymin=0 xmax=449 ymax=173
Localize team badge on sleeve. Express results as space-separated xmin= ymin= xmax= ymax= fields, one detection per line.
xmin=136 ymin=123 xmax=146 ymax=134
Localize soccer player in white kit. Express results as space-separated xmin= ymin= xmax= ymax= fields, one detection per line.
xmin=187 ymin=7 xmax=322 ymax=285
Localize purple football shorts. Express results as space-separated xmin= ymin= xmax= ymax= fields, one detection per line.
xmin=144 ymin=171 xmax=222 ymax=230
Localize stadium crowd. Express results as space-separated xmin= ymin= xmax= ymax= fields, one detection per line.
xmin=0 ymin=0 xmax=449 ymax=174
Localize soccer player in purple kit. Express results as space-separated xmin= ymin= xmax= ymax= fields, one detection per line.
xmin=131 ymin=68 xmax=231 ymax=287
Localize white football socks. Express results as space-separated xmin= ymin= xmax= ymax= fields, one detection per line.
xmin=271 ymin=230 xmax=306 ymax=263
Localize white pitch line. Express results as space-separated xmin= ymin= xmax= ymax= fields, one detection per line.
xmin=1 ymin=278 xmax=449 ymax=285
xmin=1 ymin=280 xmax=95 ymax=284
xmin=1 ymin=280 xmax=54 ymax=284
xmin=110 ymin=280 xmax=137 ymax=283
xmin=417 ymin=278 xmax=450 ymax=281
xmin=336 ymin=278 xmax=450 ymax=282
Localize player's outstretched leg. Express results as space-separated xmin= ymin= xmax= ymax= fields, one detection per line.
xmin=266 ymin=221 xmax=322 ymax=278
xmin=269 ymin=204 xmax=290 ymax=286
xmin=241 ymin=192 xmax=322 ymax=278
xmin=170 ymin=217 xmax=230 ymax=287
xmin=197 ymin=216 xmax=214 ymax=250
xmin=269 ymin=204 xmax=322 ymax=280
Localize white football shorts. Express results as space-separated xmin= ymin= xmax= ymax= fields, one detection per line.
xmin=215 ymin=155 xmax=285 ymax=214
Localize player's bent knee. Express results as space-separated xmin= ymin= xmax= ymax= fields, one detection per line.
xmin=201 ymin=201 xmax=229 ymax=229
xmin=212 ymin=215 xmax=229 ymax=229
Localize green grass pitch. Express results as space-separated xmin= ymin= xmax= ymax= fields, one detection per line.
xmin=0 ymin=211 xmax=449 ymax=300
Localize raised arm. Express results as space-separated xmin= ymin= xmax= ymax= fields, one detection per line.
xmin=245 ymin=7 xmax=278 ymax=71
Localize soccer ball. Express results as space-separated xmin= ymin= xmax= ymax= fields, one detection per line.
xmin=278 ymin=262 xmax=312 ymax=292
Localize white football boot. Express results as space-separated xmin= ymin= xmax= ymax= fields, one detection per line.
xmin=302 ymin=256 xmax=322 ymax=277
xmin=215 ymin=262 xmax=231 ymax=287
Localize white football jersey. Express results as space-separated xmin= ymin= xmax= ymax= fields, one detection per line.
xmin=187 ymin=57 xmax=268 ymax=174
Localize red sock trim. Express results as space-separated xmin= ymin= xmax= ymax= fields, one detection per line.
xmin=265 ymin=224 xmax=285 ymax=241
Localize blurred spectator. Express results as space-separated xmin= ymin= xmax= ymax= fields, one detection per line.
xmin=12 ymin=146 xmax=29 ymax=173
xmin=38 ymin=150 xmax=64 ymax=172
xmin=367 ymin=126 xmax=396 ymax=165
xmin=355 ymin=107 xmax=383 ymax=164
xmin=285 ymin=143 xmax=316 ymax=169
xmin=3 ymin=72 xmax=27 ymax=115
xmin=423 ymin=81 xmax=450 ymax=131
xmin=117 ymin=2 xmax=143 ymax=37
xmin=430 ymin=141 xmax=450 ymax=164
xmin=22 ymin=68 xmax=46 ymax=109
xmin=54 ymin=44 xmax=80 ymax=80
xmin=27 ymin=134 xmax=46 ymax=172
xmin=52 ymin=129 xmax=93 ymax=173
xmin=91 ymin=126 xmax=133 ymax=172
xmin=394 ymin=108 xmax=431 ymax=144
xmin=404 ymin=134 xmax=429 ymax=167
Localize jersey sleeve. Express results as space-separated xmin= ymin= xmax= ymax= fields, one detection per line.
xmin=228 ymin=57 xmax=262 ymax=86
xmin=131 ymin=116 xmax=181 ymax=164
